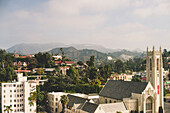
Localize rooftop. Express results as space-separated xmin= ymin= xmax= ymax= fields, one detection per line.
xmin=99 ymin=80 xmax=148 ymax=100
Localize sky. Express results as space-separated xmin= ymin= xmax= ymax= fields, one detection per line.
xmin=0 ymin=0 xmax=170 ymax=50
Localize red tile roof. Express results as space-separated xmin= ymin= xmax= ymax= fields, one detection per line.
xmin=14 ymin=70 xmax=31 ymax=73
xmin=55 ymin=61 xmax=74 ymax=64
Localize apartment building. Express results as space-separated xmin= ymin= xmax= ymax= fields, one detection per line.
xmin=0 ymin=73 xmax=36 ymax=113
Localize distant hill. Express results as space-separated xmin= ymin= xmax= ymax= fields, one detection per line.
xmin=6 ymin=43 xmax=67 ymax=55
xmin=6 ymin=43 xmax=120 ymax=55
xmin=108 ymin=49 xmax=146 ymax=60
xmin=49 ymin=47 xmax=109 ymax=63
xmin=70 ymin=44 xmax=119 ymax=53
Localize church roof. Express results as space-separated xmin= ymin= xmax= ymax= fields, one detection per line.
xmin=81 ymin=102 xmax=99 ymax=113
xmin=99 ymin=80 xmax=148 ymax=100
xmin=67 ymin=94 xmax=89 ymax=109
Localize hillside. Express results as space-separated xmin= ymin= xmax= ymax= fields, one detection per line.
xmin=49 ymin=47 xmax=109 ymax=63
xmin=108 ymin=49 xmax=146 ymax=60
xmin=6 ymin=43 xmax=66 ymax=55
xmin=6 ymin=43 xmax=120 ymax=55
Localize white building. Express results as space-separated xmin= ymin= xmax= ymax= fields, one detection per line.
xmin=48 ymin=92 xmax=68 ymax=113
xmin=0 ymin=73 xmax=36 ymax=113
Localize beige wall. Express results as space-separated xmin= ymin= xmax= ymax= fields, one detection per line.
xmin=99 ymin=96 xmax=121 ymax=104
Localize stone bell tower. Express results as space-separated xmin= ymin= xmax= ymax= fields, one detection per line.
xmin=146 ymin=46 xmax=164 ymax=112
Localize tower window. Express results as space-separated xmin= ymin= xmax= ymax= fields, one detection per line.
xmin=157 ymin=59 xmax=159 ymax=70
xmin=150 ymin=59 xmax=152 ymax=71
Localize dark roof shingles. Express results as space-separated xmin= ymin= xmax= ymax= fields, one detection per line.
xmin=67 ymin=94 xmax=88 ymax=109
xmin=81 ymin=102 xmax=98 ymax=113
xmin=99 ymin=80 xmax=148 ymax=100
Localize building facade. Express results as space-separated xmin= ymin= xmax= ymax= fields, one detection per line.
xmin=0 ymin=73 xmax=36 ymax=113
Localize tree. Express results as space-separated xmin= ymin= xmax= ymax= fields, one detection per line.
xmin=77 ymin=61 xmax=84 ymax=66
xmin=132 ymin=78 xmax=141 ymax=82
xmin=87 ymin=56 xmax=95 ymax=67
xmin=90 ymin=78 xmax=101 ymax=86
xmin=4 ymin=105 xmax=13 ymax=113
xmin=60 ymin=95 xmax=69 ymax=113
xmin=114 ymin=59 xmax=125 ymax=74
xmin=28 ymin=91 xmax=37 ymax=107
xmin=36 ymin=68 xmax=44 ymax=75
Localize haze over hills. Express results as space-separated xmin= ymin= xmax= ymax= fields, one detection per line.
xmin=6 ymin=43 xmax=144 ymax=55
xmin=6 ymin=43 xmax=67 ymax=55
xmin=6 ymin=43 xmax=145 ymax=61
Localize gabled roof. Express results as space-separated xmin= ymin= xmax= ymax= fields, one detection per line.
xmin=99 ymin=80 xmax=148 ymax=100
xmin=81 ymin=102 xmax=99 ymax=113
xmin=67 ymin=94 xmax=88 ymax=109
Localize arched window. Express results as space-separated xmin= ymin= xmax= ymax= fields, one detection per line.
xmin=110 ymin=100 xmax=112 ymax=103
xmin=146 ymin=97 xmax=152 ymax=113
xmin=105 ymin=99 xmax=107 ymax=103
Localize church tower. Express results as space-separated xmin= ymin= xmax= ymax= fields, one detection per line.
xmin=146 ymin=46 xmax=164 ymax=112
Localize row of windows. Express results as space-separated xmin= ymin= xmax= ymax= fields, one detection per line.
xmin=105 ymin=99 xmax=116 ymax=103
xmin=3 ymin=84 xmax=23 ymax=87
xmin=4 ymin=94 xmax=24 ymax=98
xmin=4 ymin=104 xmax=24 ymax=108
xmin=4 ymin=89 xmax=24 ymax=93
xmin=14 ymin=109 xmax=24 ymax=112
xmin=4 ymin=99 xmax=24 ymax=103
xmin=50 ymin=107 xmax=58 ymax=112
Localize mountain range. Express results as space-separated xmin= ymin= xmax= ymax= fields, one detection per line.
xmin=6 ymin=43 xmax=145 ymax=62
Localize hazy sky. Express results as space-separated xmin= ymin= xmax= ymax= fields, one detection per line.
xmin=0 ymin=0 xmax=170 ymax=50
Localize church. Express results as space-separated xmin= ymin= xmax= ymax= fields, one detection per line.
xmin=99 ymin=47 xmax=164 ymax=113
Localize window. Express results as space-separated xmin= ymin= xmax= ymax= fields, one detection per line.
xmin=4 ymin=85 xmax=6 ymax=87
xmin=56 ymin=98 xmax=58 ymax=101
xmin=105 ymin=99 xmax=107 ymax=103
xmin=56 ymin=108 xmax=58 ymax=112
xmin=14 ymin=99 xmax=16 ymax=102
xmin=30 ymin=109 xmax=32 ymax=111
xmin=14 ymin=90 xmax=16 ymax=92
xmin=110 ymin=100 xmax=112 ymax=103
xmin=13 ymin=84 xmax=16 ymax=87
xmin=4 ymin=95 xmax=5 ymax=98
xmin=14 ymin=105 xmax=16 ymax=107
xmin=4 ymin=90 xmax=5 ymax=93
xmin=10 ymin=95 xmax=12 ymax=97
xmin=56 ymin=103 xmax=57 ymax=106
xmin=10 ymin=100 xmax=12 ymax=102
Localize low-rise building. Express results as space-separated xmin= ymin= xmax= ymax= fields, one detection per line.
xmin=110 ymin=73 xmax=134 ymax=81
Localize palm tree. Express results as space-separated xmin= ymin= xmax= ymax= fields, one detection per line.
xmin=60 ymin=95 xmax=69 ymax=113
xmin=28 ymin=91 xmax=37 ymax=107
xmin=4 ymin=105 xmax=13 ymax=113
